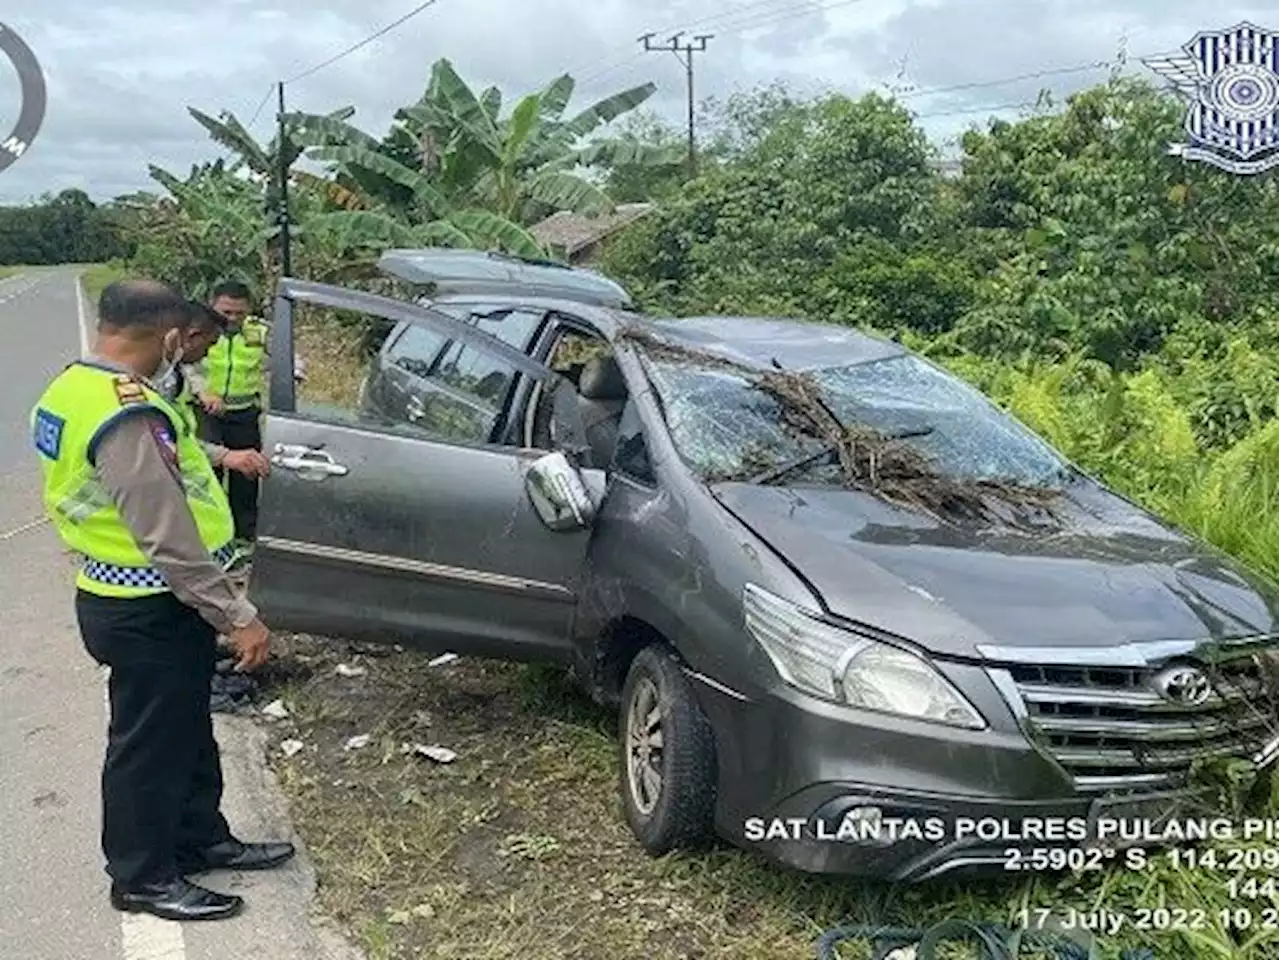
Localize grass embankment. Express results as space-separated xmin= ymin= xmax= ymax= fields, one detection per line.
xmin=79 ymin=262 xmax=129 ymax=305
xmin=264 ymin=318 xmax=1280 ymax=960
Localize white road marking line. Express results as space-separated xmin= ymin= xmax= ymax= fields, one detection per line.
xmin=100 ymin=631 xmax=188 ymax=960
xmin=121 ymin=915 xmax=186 ymax=960
xmin=0 ymin=515 xmax=49 ymax=540
xmin=76 ymin=274 xmax=92 ymax=357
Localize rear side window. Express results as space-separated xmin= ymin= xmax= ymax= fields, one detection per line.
xmin=388 ymin=324 xmax=448 ymax=377
xmin=432 ymin=341 xmax=516 ymax=407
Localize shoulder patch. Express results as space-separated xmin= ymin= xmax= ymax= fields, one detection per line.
xmin=33 ymin=408 xmax=65 ymax=460
xmin=147 ymin=417 xmax=179 ymax=467
xmin=113 ymin=374 xmax=147 ymax=406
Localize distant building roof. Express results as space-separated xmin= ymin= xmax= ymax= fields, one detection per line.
xmin=530 ymin=203 xmax=655 ymax=256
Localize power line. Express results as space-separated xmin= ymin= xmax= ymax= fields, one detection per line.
xmin=915 ymin=99 xmax=1041 ymax=120
xmin=246 ymin=85 xmax=276 ymax=130
xmin=582 ymin=0 xmax=864 ymax=86
xmin=282 ymin=0 xmax=445 ymax=86
xmin=895 ymin=51 xmax=1165 ymax=101
xmin=569 ymin=0 xmax=802 ymax=82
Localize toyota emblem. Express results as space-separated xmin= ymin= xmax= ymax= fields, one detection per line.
xmin=0 ymin=23 xmax=47 ymax=175
xmin=1152 ymin=664 xmax=1214 ymax=706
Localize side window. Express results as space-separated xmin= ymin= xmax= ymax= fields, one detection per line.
xmin=433 ymin=340 xmax=517 ymax=406
xmin=292 ymin=302 xmax=522 ymax=448
xmin=613 ymin=400 xmax=655 ymax=483
xmin=433 ymin=304 xmax=545 ymax=351
xmin=387 ymin=324 xmax=448 ymax=378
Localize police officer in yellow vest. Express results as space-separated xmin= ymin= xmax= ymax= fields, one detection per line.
xmin=189 ymin=280 xmax=269 ymax=547
xmin=162 ymin=300 xmax=270 ymax=489
xmin=31 ymin=280 xmax=293 ymax=923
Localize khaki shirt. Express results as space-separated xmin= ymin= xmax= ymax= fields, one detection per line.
xmin=89 ymin=356 xmax=258 ymax=634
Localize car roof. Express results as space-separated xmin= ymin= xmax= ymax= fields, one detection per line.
xmin=423 ymin=295 xmax=907 ymax=371
xmin=642 ymin=316 xmax=906 ymax=371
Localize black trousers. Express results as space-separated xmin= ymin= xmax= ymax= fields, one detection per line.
xmin=198 ymin=406 xmax=262 ymax=541
xmin=75 ymin=590 xmax=233 ymax=888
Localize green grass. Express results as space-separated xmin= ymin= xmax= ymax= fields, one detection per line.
xmin=79 ymin=262 xmax=129 ymax=305
xmin=262 ymin=637 xmax=1278 ymax=960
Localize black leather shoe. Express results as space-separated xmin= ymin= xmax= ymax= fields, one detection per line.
xmin=110 ymin=878 xmax=243 ymax=921
xmin=179 ymin=838 xmax=296 ymax=873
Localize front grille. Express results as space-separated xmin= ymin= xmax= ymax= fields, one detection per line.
xmin=995 ymin=650 xmax=1278 ymax=793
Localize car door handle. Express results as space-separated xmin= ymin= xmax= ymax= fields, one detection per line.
xmin=405 ymin=395 xmax=425 ymax=421
xmin=270 ymin=444 xmax=349 ymax=477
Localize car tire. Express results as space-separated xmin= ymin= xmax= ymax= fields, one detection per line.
xmin=618 ymin=644 xmax=717 ymax=855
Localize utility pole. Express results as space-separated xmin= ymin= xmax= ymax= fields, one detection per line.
xmin=275 ymin=80 xmax=292 ymax=278
xmin=639 ymin=31 xmax=712 ymax=177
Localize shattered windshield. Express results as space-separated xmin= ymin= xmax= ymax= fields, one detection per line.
xmin=645 ymin=353 xmax=1068 ymax=488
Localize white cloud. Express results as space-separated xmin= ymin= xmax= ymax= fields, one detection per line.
xmin=0 ymin=0 xmax=1276 ymax=202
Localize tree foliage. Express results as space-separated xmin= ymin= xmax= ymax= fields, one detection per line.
xmin=0 ymin=189 xmax=134 ymax=265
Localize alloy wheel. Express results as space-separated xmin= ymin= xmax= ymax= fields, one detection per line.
xmin=625 ymin=676 xmax=664 ymax=816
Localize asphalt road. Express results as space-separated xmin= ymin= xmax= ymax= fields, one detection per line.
xmin=0 ymin=268 xmax=360 ymax=960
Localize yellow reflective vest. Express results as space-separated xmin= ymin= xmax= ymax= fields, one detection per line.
xmin=31 ymin=361 xmax=236 ymax=599
xmin=200 ymin=316 xmax=268 ymax=411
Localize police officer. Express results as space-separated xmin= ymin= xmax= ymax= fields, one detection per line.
xmin=189 ymin=280 xmax=269 ymax=548
xmin=31 ymin=280 xmax=293 ymax=922
xmin=166 ymin=300 xmax=271 ymax=486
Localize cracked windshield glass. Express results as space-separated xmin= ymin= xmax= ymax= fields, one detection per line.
xmin=644 ymin=351 xmax=1069 ymax=486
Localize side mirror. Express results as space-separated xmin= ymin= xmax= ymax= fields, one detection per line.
xmin=525 ymin=451 xmax=599 ymax=532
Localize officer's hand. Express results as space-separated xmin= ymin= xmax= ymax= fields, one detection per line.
xmin=200 ymin=392 xmax=224 ymax=414
xmin=223 ymin=449 xmax=271 ymax=478
xmin=230 ymin=618 xmax=270 ymax=672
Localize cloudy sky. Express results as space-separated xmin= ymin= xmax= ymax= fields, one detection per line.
xmin=2 ymin=0 xmax=1277 ymax=203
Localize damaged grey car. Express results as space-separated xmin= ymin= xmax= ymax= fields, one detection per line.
xmin=248 ymin=250 xmax=1279 ymax=881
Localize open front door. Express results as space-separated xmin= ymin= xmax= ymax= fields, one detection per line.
xmin=249 ymin=279 xmax=593 ymax=662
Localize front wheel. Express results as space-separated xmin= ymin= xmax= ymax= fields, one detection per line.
xmin=618 ymin=645 xmax=717 ymax=855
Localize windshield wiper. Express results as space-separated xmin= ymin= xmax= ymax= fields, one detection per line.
xmin=748 ymin=426 xmax=935 ymax=486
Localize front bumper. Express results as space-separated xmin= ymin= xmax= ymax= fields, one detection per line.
xmin=689 ymin=664 xmax=1274 ymax=881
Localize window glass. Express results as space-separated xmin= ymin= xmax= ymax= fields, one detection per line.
xmin=290 ymin=302 xmax=517 ymax=448
xmin=387 ymin=323 xmax=447 ymax=378
xmin=432 ymin=341 xmax=516 ymax=407
xmin=643 ymin=352 xmax=1068 ymax=487
xmin=432 ymin=304 xmax=544 ymax=350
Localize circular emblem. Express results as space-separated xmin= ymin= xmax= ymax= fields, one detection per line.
xmin=1152 ymin=664 xmax=1213 ymax=707
xmin=0 ymin=23 xmax=47 ymax=174
xmin=1211 ymin=63 xmax=1279 ymax=122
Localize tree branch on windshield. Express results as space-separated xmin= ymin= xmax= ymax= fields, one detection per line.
xmin=619 ymin=325 xmax=1063 ymax=528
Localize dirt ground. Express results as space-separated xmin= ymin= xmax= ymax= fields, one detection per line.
xmin=251 ymin=634 xmax=1007 ymax=960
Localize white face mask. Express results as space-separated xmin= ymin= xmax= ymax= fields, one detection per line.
xmin=153 ymin=332 xmax=184 ymax=393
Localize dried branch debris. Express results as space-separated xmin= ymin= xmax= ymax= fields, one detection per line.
xmin=619 ymin=325 xmax=1063 ymax=528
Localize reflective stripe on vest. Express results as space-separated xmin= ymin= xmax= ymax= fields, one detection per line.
xmin=31 ymin=362 xmax=237 ymax=599
xmin=83 ymin=543 xmax=238 ymax=590
xmin=201 ymin=317 xmax=267 ymax=410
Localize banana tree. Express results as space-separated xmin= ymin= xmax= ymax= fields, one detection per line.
xmin=187 ymin=105 xmax=357 ymax=181
xmin=393 ymin=58 xmax=681 ymax=222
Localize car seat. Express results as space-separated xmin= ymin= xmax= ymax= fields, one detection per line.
xmin=577 ymin=355 xmax=628 ymax=468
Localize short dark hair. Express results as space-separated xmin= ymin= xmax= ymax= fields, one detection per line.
xmin=210 ymin=280 xmax=252 ymax=303
xmin=186 ymin=299 xmax=227 ymax=332
xmin=98 ymin=280 xmax=189 ymax=332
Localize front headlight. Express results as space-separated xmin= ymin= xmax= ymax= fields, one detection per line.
xmin=743 ymin=584 xmax=986 ymax=730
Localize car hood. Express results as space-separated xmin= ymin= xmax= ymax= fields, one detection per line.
xmin=712 ymin=480 xmax=1278 ymax=660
